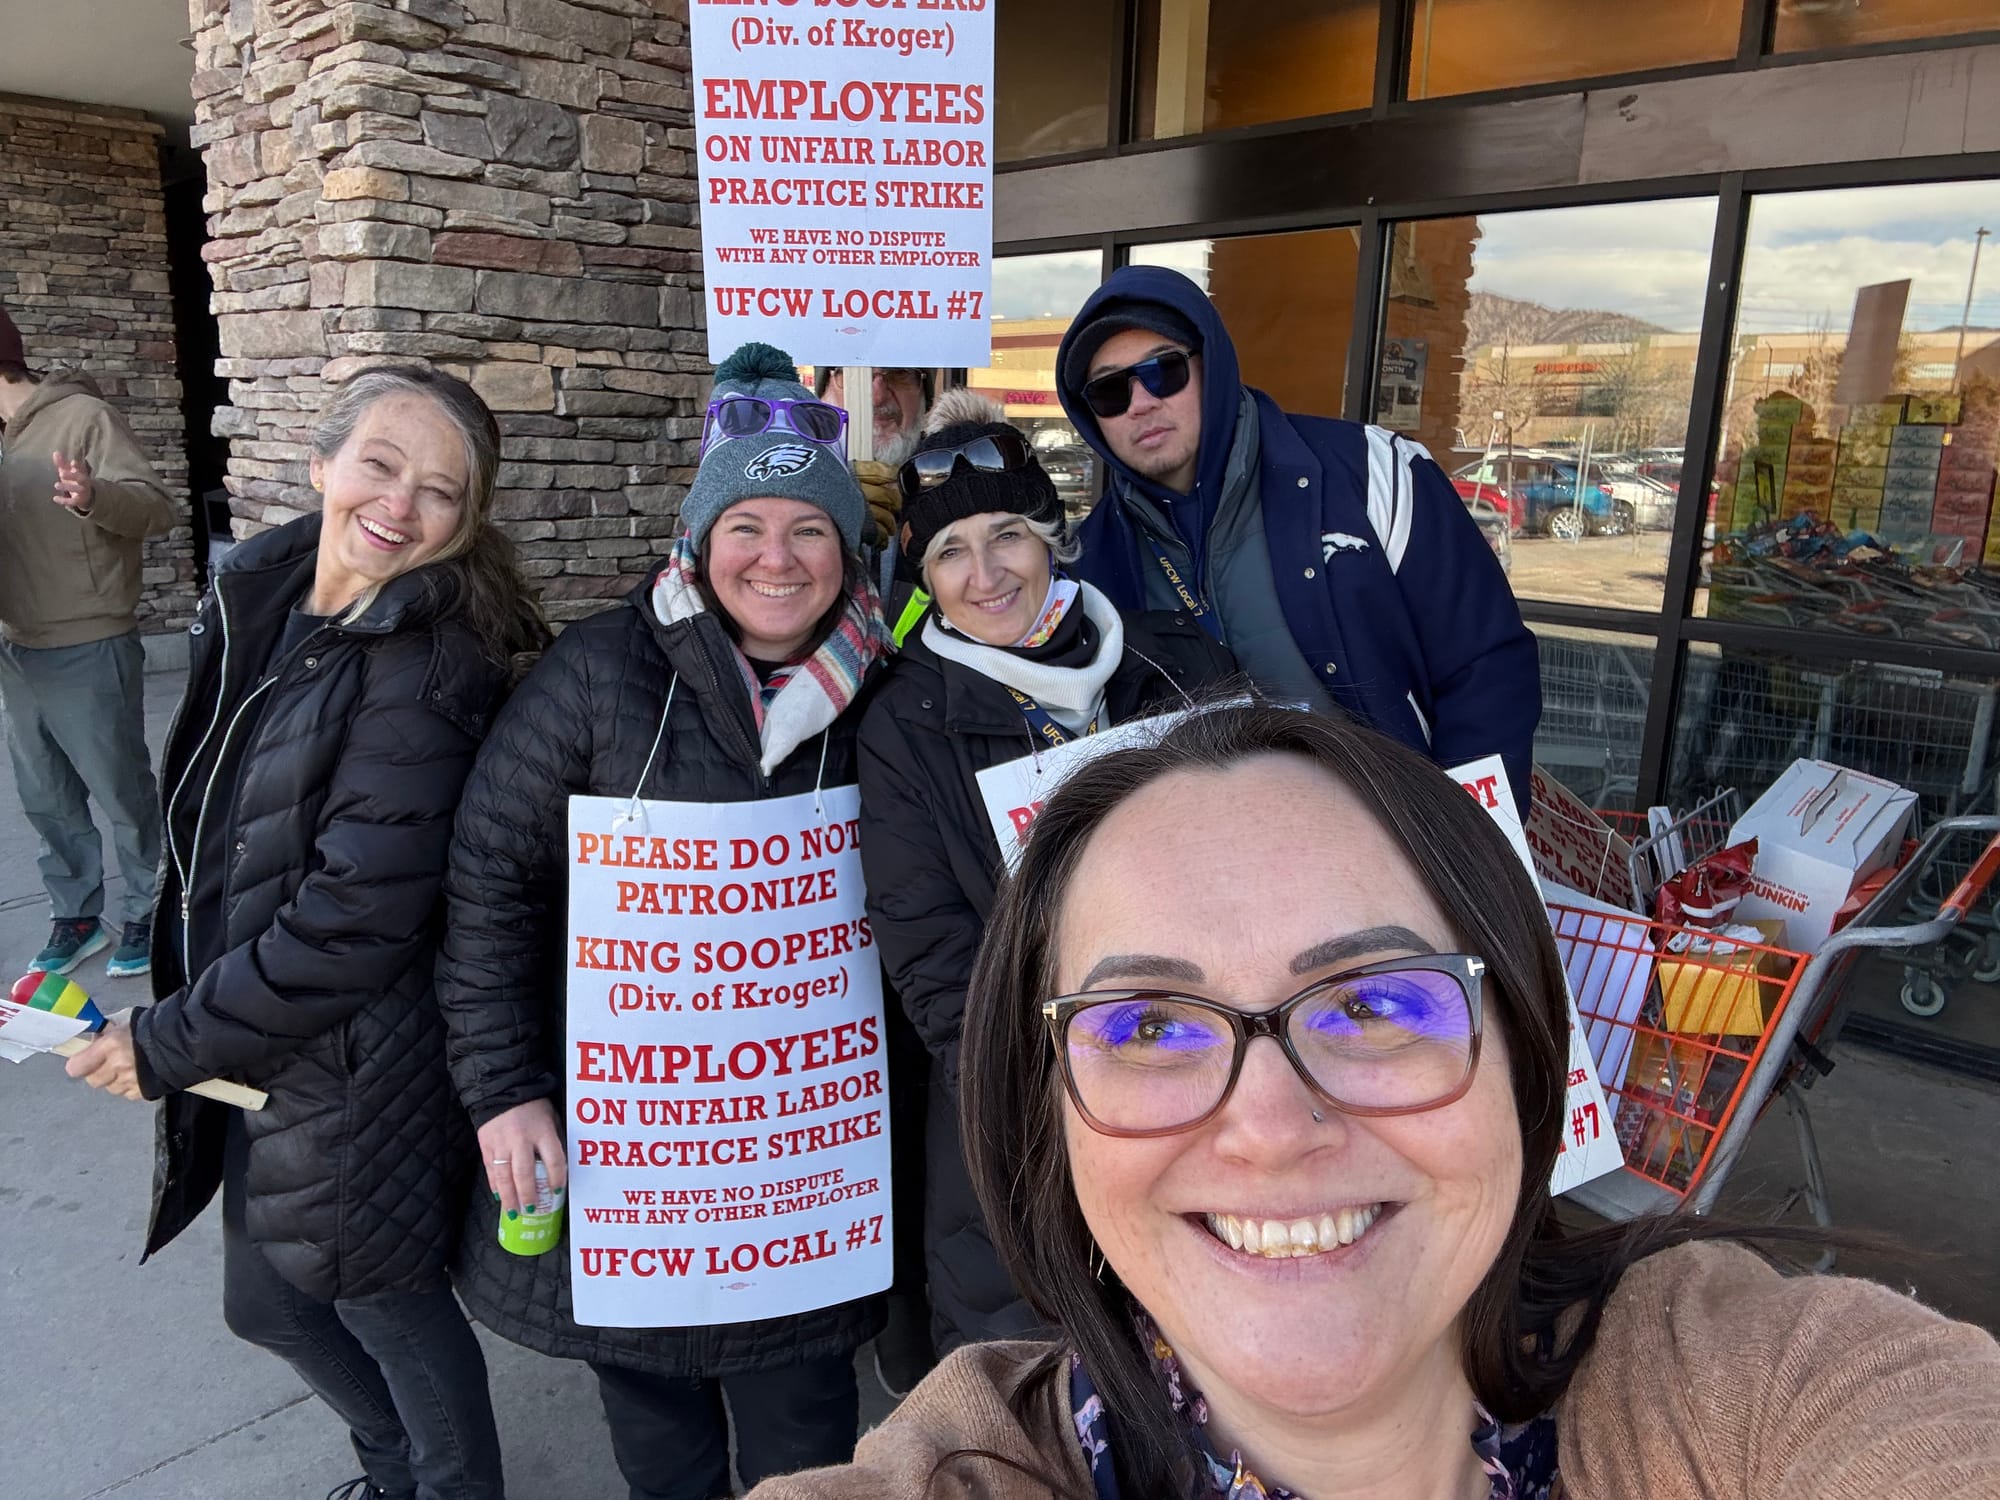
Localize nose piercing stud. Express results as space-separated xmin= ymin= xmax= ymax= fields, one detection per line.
xmin=1312 ymin=1110 xmax=1325 ymax=1124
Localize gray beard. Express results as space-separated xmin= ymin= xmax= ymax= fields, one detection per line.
xmin=873 ymin=423 xmax=922 ymax=470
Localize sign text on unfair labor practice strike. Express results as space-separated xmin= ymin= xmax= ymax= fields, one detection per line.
xmin=565 ymin=789 xmax=893 ymax=1327
xmin=690 ymin=0 xmax=995 ymax=366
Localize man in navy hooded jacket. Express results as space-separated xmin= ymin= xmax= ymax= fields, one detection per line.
xmin=1058 ymin=266 xmax=1541 ymax=809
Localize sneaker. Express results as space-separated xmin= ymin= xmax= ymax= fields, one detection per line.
xmin=325 ymin=1480 xmax=392 ymax=1500
xmin=26 ymin=918 xmax=109 ymax=976
xmin=105 ymin=921 xmax=151 ymax=979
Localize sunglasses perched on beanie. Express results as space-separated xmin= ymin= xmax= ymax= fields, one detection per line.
xmin=896 ymin=428 xmax=1035 ymax=504
xmin=1081 ymin=349 xmax=1193 ymax=419
xmin=701 ymin=394 xmax=848 ymax=457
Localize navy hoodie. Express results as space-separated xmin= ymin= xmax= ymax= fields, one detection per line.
xmin=1058 ymin=266 xmax=1542 ymax=811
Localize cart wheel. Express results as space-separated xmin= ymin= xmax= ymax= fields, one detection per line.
xmin=1899 ymin=974 xmax=1947 ymax=1018
xmin=1975 ymin=934 xmax=2000 ymax=986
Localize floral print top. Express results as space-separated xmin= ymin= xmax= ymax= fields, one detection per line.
xmin=1067 ymin=1317 xmax=1560 ymax=1500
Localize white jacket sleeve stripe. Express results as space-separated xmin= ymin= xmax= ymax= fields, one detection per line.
xmin=1362 ymin=424 xmax=1417 ymax=576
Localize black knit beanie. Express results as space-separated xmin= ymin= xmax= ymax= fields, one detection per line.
xmin=899 ymin=415 xmax=1065 ymax=580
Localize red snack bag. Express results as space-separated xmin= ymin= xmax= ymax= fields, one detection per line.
xmin=1656 ymin=838 xmax=1760 ymax=928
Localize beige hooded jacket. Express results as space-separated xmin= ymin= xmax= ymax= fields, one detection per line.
xmin=0 ymin=375 xmax=175 ymax=649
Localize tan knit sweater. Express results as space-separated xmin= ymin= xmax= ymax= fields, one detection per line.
xmin=750 ymin=1242 xmax=2000 ymax=1499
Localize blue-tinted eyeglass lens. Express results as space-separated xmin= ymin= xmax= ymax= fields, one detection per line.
xmin=1064 ymin=997 xmax=1234 ymax=1131
xmin=1291 ymin=971 xmax=1472 ymax=1108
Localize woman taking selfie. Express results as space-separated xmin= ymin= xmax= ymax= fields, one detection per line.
xmin=438 ymin=345 xmax=894 ymax=1500
xmin=65 ymin=366 xmax=547 ymax=1500
xmin=755 ymin=704 xmax=2000 ymax=1499
xmin=858 ymin=391 xmax=1232 ymax=1355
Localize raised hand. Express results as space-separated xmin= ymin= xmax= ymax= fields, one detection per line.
xmin=51 ymin=450 xmax=95 ymax=514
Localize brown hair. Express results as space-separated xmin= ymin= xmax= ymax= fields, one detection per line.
xmin=958 ymin=704 xmax=1743 ymax=1496
xmin=310 ymin=365 xmax=547 ymax=663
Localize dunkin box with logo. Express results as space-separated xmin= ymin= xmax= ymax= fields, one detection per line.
xmin=1727 ymin=760 xmax=1916 ymax=949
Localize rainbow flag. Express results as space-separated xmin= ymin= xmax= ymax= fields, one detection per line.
xmin=9 ymin=970 xmax=107 ymax=1029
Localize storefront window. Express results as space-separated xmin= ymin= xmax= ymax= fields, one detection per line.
xmin=965 ymin=251 xmax=1104 ymax=517
xmin=996 ymin=0 xmax=1117 ymax=161
xmin=1381 ymin=199 xmax=1717 ymax=612
xmin=1772 ymin=0 xmax=2000 ymax=55
xmin=1670 ymin=645 xmax=2000 ymax=822
xmin=1406 ymin=0 xmax=1739 ymax=100
xmin=1533 ymin=625 xmax=1657 ymax=812
xmin=1128 ymin=229 xmax=1360 ymax=418
xmin=1133 ymin=0 xmax=1376 ymax=141
xmin=1699 ymin=181 xmax=2000 ymax=648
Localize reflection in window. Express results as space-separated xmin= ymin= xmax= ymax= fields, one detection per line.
xmin=1133 ymin=0 xmax=1375 ymax=141
xmin=1533 ymin=626 xmax=1656 ymax=812
xmin=1772 ymin=0 xmax=2000 ymax=54
xmin=1128 ymin=229 xmax=1359 ymax=418
xmin=1670 ymin=646 xmax=2000 ymax=824
xmin=1406 ymin=0 xmax=1738 ymax=99
xmin=1380 ymin=200 xmax=1718 ymax=613
xmin=964 ymin=252 xmax=1104 ymax=517
xmin=995 ymin=0 xmax=1116 ymax=161
xmin=1702 ymin=181 xmax=2000 ymax=648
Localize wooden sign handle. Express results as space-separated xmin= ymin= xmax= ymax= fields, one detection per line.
xmin=49 ymin=1035 xmax=268 ymax=1111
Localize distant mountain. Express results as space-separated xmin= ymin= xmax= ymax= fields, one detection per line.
xmin=1464 ymin=291 xmax=1672 ymax=351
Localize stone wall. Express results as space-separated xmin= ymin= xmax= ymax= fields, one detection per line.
xmin=189 ymin=0 xmax=702 ymax=619
xmin=0 ymin=93 xmax=196 ymax=633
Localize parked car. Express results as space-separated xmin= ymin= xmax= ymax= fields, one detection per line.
xmin=1452 ymin=454 xmax=1630 ymax=539
xmin=1597 ymin=459 xmax=1679 ymax=530
xmin=1463 ymin=492 xmax=1513 ymax=573
xmin=1030 ymin=425 xmax=1099 ymax=515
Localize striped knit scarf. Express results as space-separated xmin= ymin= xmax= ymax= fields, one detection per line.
xmin=652 ymin=533 xmax=893 ymax=774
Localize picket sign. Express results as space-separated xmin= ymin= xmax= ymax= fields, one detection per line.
xmin=688 ymin=0 xmax=995 ymax=366
xmin=565 ymin=788 xmax=893 ymax=1328
xmin=1452 ymin=757 xmax=1627 ymax=1196
xmin=975 ymin=709 xmax=1192 ymax=871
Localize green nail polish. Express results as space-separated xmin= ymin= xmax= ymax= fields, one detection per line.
xmin=506 ymin=1209 xmax=518 ymax=1220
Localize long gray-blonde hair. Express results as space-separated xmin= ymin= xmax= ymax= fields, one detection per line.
xmin=310 ymin=365 xmax=546 ymax=662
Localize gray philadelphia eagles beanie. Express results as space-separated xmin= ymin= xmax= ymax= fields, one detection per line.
xmin=680 ymin=342 xmax=866 ymax=552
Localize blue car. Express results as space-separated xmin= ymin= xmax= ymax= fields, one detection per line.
xmin=1452 ymin=455 xmax=1632 ymax=540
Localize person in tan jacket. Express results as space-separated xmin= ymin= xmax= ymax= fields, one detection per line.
xmin=752 ymin=704 xmax=2000 ymax=1500
xmin=0 ymin=303 xmax=174 ymax=980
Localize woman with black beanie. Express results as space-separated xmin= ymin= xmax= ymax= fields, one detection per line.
xmin=856 ymin=390 xmax=1236 ymax=1354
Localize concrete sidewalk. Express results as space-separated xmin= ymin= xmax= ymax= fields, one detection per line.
xmin=4 ymin=666 xmax=1999 ymax=1499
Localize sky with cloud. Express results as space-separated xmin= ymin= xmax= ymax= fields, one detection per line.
xmin=990 ymin=178 xmax=1999 ymax=341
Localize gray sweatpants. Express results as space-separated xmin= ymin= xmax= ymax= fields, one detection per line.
xmin=0 ymin=630 xmax=162 ymax=927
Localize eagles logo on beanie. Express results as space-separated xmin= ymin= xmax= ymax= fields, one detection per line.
xmin=679 ymin=342 xmax=867 ymax=552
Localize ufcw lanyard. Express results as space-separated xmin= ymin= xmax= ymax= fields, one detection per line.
xmin=1004 ymin=685 xmax=1097 ymax=749
xmin=1152 ymin=552 xmax=1208 ymax=624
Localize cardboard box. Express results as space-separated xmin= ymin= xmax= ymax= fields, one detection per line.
xmin=1728 ymin=760 xmax=1917 ymax=948
xmin=1904 ymin=394 xmax=1964 ymax=426
xmin=1659 ymin=919 xmax=1790 ymax=1036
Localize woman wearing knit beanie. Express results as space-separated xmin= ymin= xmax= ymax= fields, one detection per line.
xmin=855 ymin=391 xmax=1237 ymax=1355
xmin=436 ymin=344 xmax=894 ymax=1499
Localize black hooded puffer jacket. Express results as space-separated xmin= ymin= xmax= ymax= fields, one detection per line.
xmin=136 ymin=513 xmax=510 ymax=1302
xmin=856 ymin=605 xmax=1235 ymax=1351
xmin=437 ymin=575 xmax=886 ymax=1376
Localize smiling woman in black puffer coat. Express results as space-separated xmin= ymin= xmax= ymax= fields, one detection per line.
xmin=64 ymin=367 xmax=549 ymax=1500
xmin=436 ymin=345 xmax=895 ymax=1500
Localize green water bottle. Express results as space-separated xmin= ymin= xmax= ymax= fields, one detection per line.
xmin=499 ymin=1159 xmax=565 ymax=1256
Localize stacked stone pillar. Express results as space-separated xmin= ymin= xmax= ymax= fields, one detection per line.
xmin=188 ymin=0 xmax=701 ymax=618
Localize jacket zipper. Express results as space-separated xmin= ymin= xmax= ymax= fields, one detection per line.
xmin=164 ymin=580 xmax=239 ymax=948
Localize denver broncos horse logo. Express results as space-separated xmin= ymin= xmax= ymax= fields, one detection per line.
xmin=744 ymin=443 xmax=820 ymax=481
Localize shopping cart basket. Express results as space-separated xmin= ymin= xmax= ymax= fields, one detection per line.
xmin=1553 ymin=815 xmax=2000 ymax=1232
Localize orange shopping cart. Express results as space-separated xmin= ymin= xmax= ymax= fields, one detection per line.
xmin=1551 ymin=813 xmax=2000 ymax=1232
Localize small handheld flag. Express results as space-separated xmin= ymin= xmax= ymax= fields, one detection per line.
xmin=2 ymin=971 xmax=267 ymax=1111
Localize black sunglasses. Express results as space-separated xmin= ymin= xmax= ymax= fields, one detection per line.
xmin=896 ymin=429 xmax=1034 ymax=503
xmin=1081 ymin=349 xmax=1193 ymax=419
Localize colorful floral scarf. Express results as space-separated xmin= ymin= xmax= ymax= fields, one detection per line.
xmin=651 ymin=533 xmax=893 ymax=774
xmin=1069 ymin=1316 xmax=1560 ymax=1500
